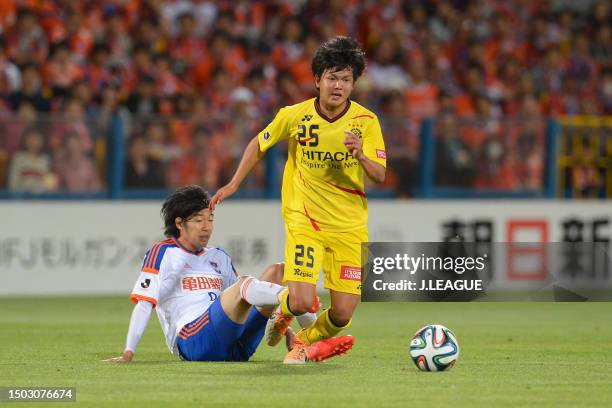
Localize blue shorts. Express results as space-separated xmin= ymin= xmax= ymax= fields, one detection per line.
xmin=176 ymin=297 xmax=268 ymax=361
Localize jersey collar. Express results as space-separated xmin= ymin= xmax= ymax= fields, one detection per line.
xmin=173 ymin=238 xmax=205 ymax=256
xmin=314 ymin=97 xmax=351 ymax=123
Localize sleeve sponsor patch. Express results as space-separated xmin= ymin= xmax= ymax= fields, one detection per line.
xmin=376 ymin=149 xmax=386 ymax=159
xmin=131 ymin=270 xmax=161 ymax=306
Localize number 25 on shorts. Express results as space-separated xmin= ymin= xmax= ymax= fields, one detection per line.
xmin=294 ymin=244 xmax=314 ymax=268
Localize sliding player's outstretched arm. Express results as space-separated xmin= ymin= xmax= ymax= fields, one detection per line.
xmin=107 ymin=244 xmax=163 ymax=363
xmin=105 ymin=300 xmax=153 ymax=362
xmin=210 ymin=136 xmax=264 ymax=210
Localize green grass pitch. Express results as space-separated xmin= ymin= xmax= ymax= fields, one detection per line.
xmin=1 ymin=297 xmax=611 ymax=407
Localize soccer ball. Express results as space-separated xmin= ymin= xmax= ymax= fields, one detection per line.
xmin=409 ymin=324 xmax=459 ymax=372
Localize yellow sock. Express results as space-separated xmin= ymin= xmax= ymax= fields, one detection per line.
xmin=297 ymin=309 xmax=351 ymax=345
xmin=279 ymin=289 xmax=295 ymax=317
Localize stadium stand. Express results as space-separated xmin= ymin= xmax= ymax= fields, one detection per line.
xmin=0 ymin=0 xmax=609 ymax=198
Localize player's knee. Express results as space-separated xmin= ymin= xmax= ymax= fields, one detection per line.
xmin=270 ymin=263 xmax=285 ymax=284
xmin=257 ymin=263 xmax=285 ymax=285
xmin=329 ymin=307 xmax=353 ymax=328
xmin=237 ymin=276 xmax=254 ymax=297
xmin=289 ymin=293 xmax=316 ymax=315
xmin=238 ymin=275 xmax=252 ymax=285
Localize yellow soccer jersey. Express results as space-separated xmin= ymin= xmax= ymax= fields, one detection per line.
xmin=257 ymin=97 xmax=386 ymax=232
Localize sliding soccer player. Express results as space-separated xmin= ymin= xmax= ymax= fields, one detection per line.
xmin=107 ymin=185 xmax=349 ymax=362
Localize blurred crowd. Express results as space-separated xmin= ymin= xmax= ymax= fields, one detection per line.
xmin=0 ymin=0 xmax=610 ymax=195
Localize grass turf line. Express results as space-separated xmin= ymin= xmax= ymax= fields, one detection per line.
xmin=0 ymin=297 xmax=611 ymax=407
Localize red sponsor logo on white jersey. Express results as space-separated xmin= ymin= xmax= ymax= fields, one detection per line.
xmin=340 ymin=266 xmax=362 ymax=282
xmin=181 ymin=275 xmax=223 ymax=292
xmin=376 ymin=149 xmax=386 ymax=159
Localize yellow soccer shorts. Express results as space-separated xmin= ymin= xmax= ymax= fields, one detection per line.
xmin=283 ymin=226 xmax=367 ymax=295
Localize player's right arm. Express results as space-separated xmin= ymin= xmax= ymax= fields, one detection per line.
xmin=210 ymin=106 xmax=292 ymax=210
xmin=210 ymin=136 xmax=263 ymax=210
xmin=106 ymin=247 xmax=164 ymax=362
xmin=106 ymin=300 xmax=153 ymax=362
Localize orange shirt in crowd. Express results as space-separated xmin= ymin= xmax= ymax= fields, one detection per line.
xmin=405 ymin=82 xmax=439 ymax=122
xmin=44 ymin=60 xmax=83 ymax=88
xmin=0 ymin=0 xmax=16 ymax=31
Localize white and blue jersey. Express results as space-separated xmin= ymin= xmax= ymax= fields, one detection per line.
xmin=130 ymin=238 xmax=239 ymax=356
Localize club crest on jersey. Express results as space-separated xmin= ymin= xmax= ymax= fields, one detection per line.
xmin=140 ymin=279 xmax=151 ymax=289
xmin=209 ymin=261 xmax=221 ymax=274
xmin=350 ymin=128 xmax=362 ymax=139
xmin=263 ymin=131 xmax=271 ymax=141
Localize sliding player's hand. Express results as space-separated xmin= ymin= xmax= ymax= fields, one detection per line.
xmin=104 ymin=350 xmax=133 ymax=363
xmin=343 ymin=131 xmax=364 ymax=161
xmin=210 ymin=183 xmax=238 ymax=211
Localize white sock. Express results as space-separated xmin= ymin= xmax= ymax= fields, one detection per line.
xmin=296 ymin=312 xmax=317 ymax=329
xmin=240 ymin=277 xmax=285 ymax=307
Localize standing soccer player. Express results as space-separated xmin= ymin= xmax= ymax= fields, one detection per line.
xmin=107 ymin=185 xmax=348 ymax=363
xmin=211 ymin=36 xmax=386 ymax=364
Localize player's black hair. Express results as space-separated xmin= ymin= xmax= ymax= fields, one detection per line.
xmin=161 ymin=185 xmax=211 ymax=238
xmin=311 ymin=36 xmax=366 ymax=82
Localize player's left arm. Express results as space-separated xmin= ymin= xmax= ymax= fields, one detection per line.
xmin=344 ymin=116 xmax=386 ymax=183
